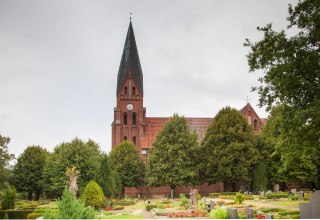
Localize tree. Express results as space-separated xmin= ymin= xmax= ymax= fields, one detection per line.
xmin=202 ymin=107 xmax=258 ymax=191
xmin=1 ymin=187 xmax=16 ymax=210
xmin=252 ymin=162 xmax=268 ymax=192
xmin=81 ymin=180 xmax=105 ymax=209
xmin=146 ymin=114 xmax=200 ymax=193
xmin=41 ymin=138 xmax=102 ymax=198
xmin=10 ymin=146 xmax=48 ymax=200
xmin=109 ymin=141 xmax=145 ymax=194
xmin=0 ymin=134 xmax=14 ymax=188
xmin=96 ymin=154 xmax=116 ymax=198
xmin=244 ymin=0 xmax=320 ymax=187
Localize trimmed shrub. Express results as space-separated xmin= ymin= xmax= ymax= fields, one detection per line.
xmin=288 ymin=194 xmax=298 ymax=200
xmin=209 ymin=207 xmax=228 ymax=219
xmin=27 ymin=212 xmax=43 ymax=219
xmin=114 ymin=200 xmax=135 ymax=206
xmin=0 ymin=210 xmax=34 ymax=219
xmin=209 ymin=192 xmax=237 ymax=198
xmin=1 ymin=187 xmax=16 ymax=210
xmin=81 ymin=180 xmax=105 ymax=209
xmin=234 ymin=192 xmax=245 ymax=204
xmin=45 ymin=188 xmax=95 ymax=219
xmin=252 ymin=162 xmax=268 ymax=191
xmin=266 ymin=193 xmax=289 ymax=199
xmin=161 ymin=200 xmax=171 ymax=204
xmin=146 ymin=204 xmax=158 ymax=211
xmin=112 ymin=206 xmax=124 ymax=210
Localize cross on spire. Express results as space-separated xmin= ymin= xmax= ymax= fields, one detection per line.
xmin=245 ymin=96 xmax=251 ymax=103
xmin=130 ymin=13 xmax=132 ymax=21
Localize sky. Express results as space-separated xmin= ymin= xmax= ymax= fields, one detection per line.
xmin=0 ymin=0 xmax=298 ymax=158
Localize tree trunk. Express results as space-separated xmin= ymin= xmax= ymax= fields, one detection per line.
xmin=27 ymin=191 xmax=33 ymax=201
xmin=35 ymin=190 xmax=41 ymax=200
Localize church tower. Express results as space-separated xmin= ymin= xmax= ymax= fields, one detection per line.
xmin=111 ymin=20 xmax=146 ymax=152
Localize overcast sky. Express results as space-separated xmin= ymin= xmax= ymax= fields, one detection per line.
xmin=0 ymin=0 xmax=298 ymax=157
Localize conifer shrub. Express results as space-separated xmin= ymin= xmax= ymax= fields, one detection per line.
xmin=1 ymin=187 xmax=16 ymax=210
xmin=81 ymin=180 xmax=105 ymax=209
xmin=234 ymin=191 xmax=245 ymax=204
xmin=44 ymin=188 xmax=95 ymax=219
xmin=209 ymin=207 xmax=228 ymax=219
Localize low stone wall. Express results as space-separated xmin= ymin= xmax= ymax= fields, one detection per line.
xmin=124 ymin=182 xmax=224 ymax=197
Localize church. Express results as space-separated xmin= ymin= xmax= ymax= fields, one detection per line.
xmin=111 ymin=21 xmax=266 ymax=195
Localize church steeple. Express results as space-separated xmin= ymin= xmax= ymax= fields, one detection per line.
xmin=116 ymin=21 xmax=143 ymax=96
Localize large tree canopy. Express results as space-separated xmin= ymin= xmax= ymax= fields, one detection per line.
xmin=0 ymin=134 xmax=14 ymax=188
xmin=10 ymin=146 xmax=49 ymax=200
xmin=146 ymin=114 xmax=200 ymax=191
xmin=42 ymin=138 xmax=102 ymax=198
xmin=202 ymin=107 xmax=258 ymax=191
xmin=245 ymin=0 xmax=320 ymax=187
xmin=109 ymin=141 xmax=145 ymax=192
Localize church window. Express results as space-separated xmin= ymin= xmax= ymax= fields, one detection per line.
xmin=124 ymin=86 xmax=128 ymax=95
xmin=133 ymin=136 xmax=136 ymax=145
xmin=248 ymin=112 xmax=252 ymax=125
xmin=133 ymin=87 xmax=136 ymax=96
xmin=254 ymin=119 xmax=258 ymax=132
xmin=132 ymin=112 xmax=137 ymax=125
xmin=124 ymin=136 xmax=127 ymax=141
xmin=123 ymin=112 xmax=127 ymax=125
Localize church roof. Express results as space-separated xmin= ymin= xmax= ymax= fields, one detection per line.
xmin=116 ymin=21 xmax=144 ymax=96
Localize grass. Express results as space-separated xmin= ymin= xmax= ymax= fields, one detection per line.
xmin=272 ymin=200 xmax=308 ymax=207
xmin=100 ymin=214 xmax=144 ymax=219
xmin=37 ymin=201 xmax=58 ymax=209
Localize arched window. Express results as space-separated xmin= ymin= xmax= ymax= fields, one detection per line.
xmin=254 ymin=119 xmax=258 ymax=132
xmin=248 ymin=112 xmax=252 ymax=125
xmin=123 ymin=112 xmax=127 ymax=125
xmin=133 ymin=136 xmax=136 ymax=145
xmin=124 ymin=86 xmax=128 ymax=95
xmin=124 ymin=136 xmax=127 ymax=141
xmin=132 ymin=112 xmax=137 ymax=125
xmin=132 ymin=87 xmax=136 ymax=96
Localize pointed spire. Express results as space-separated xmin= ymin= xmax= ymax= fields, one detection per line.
xmin=116 ymin=20 xmax=143 ymax=96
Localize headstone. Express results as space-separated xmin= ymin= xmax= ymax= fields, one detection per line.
xmin=210 ymin=200 xmax=214 ymax=210
xmin=291 ymin=188 xmax=297 ymax=194
xmin=202 ymin=197 xmax=206 ymax=207
xmin=193 ymin=189 xmax=199 ymax=208
xmin=244 ymin=191 xmax=249 ymax=195
xmin=266 ymin=213 xmax=273 ymax=219
xmin=299 ymin=191 xmax=320 ymax=219
xmin=170 ymin=190 xmax=174 ymax=199
xmin=273 ymin=184 xmax=280 ymax=192
xmin=189 ymin=189 xmax=194 ymax=207
xmin=298 ymin=191 xmax=304 ymax=200
xmin=260 ymin=191 xmax=265 ymax=196
xmin=227 ymin=208 xmax=238 ymax=219
xmin=246 ymin=207 xmax=254 ymax=219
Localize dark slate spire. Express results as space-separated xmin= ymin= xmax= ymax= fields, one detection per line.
xmin=116 ymin=20 xmax=143 ymax=96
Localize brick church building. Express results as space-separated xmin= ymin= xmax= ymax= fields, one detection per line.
xmin=111 ymin=21 xmax=266 ymax=196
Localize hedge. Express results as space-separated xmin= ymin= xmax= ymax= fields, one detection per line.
xmin=209 ymin=192 xmax=237 ymax=198
xmin=27 ymin=212 xmax=43 ymax=219
xmin=114 ymin=200 xmax=136 ymax=206
xmin=146 ymin=204 xmax=158 ymax=211
xmin=266 ymin=193 xmax=289 ymax=199
xmin=0 ymin=209 xmax=34 ymax=219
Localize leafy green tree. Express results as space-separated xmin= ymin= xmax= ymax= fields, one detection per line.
xmin=45 ymin=188 xmax=95 ymax=219
xmin=81 ymin=180 xmax=105 ymax=209
xmin=1 ymin=187 xmax=16 ymax=210
xmin=10 ymin=146 xmax=48 ymax=200
xmin=41 ymin=138 xmax=102 ymax=198
xmin=244 ymin=0 xmax=320 ymax=187
xmin=0 ymin=134 xmax=14 ymax=188
xmin=202 ymin=107 xmax=258 ymax=191
xmin=146 ymin=114 xmax=200 ymax=193
xmin=96 ymin=154 xmax=116 ymax=198
xmin=109 ymin=141 xmax=145 ymax=194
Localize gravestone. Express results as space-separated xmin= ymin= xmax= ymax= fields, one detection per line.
xmin=209 ymin=200 xmax=214 ymax=210
xmin=266 ymin=213 xmax=273 ymax=219
xmin=291 ymin=188 xmax=297 ymax=194
xmin=298 ymin=191 xmax=304 ymax=200
xmin=273 ymin=184 xmax=280 ymax=192
xmin=246 ymin=207 xmax=254 ymax=219
xmin=170 ymin=190 xmax=174 ymax=199
xmin=189 ymin=189 xmax=198 ymax=208
xmin=260 ymin=191 xmax=265 ymax=196
xmin=299 ymin=191 xmax=320 ymax=219
xmin=202 ymin=197 xmax=206 ymax=207
xmin=227 ymin=208 xmax=238 ymax=219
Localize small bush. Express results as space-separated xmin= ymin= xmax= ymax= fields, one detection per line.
xmin=0 ymin=210 xmax=34 ymax=219
xmin=112 ymin=206 xmax=124 ymax=210
xmin=209 ymin=207 xmax=228 ymax=219
xmin=81 ymin=180 xmax=105 ymax=209
xmin=288 ymin=194 xmax=298 ymax=200
xmin=234 ymin=192 xmax=245 ymax=204
xmin=1 ymin=187 xmax=16 ymax=210
xmin=114 ymin=200 xmax=135 ymax=206
xmin=145 ymin=204 xmax=158 ymax=211
xmin=266 ymin=193 xmax=288 ymax=199
xmin=161 ymin=200 xmax=171 ymax=204
xmin=265 ymin=190 xmax=273 ymax=196
xmin=27 ymin=212 xmax=43 ymax=219
xmin=179 ymin=194 xmax=191 ymax=210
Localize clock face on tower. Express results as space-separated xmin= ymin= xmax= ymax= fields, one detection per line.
xmin=126 ymin=103 xmax=133 ymax=111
